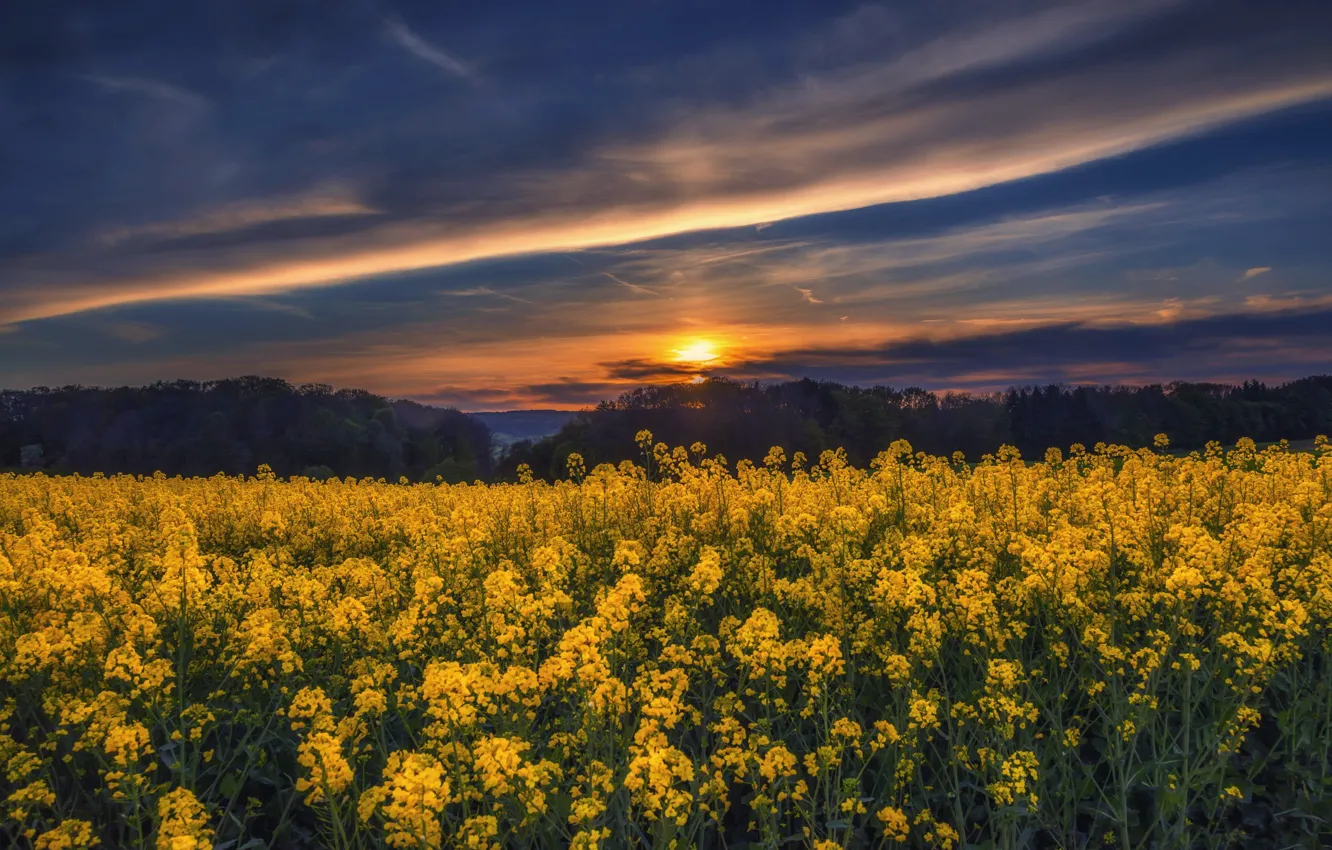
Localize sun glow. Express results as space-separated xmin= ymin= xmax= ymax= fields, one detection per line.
xmin=671 ymin=339 xmax=722 ymax=364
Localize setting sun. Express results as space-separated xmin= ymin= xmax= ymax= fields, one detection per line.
xmin=671 ymin=339 xmax=722 ymax=364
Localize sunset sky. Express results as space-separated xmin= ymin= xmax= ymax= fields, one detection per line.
xmin=3 ymin=0 xmax=1331 ymax=409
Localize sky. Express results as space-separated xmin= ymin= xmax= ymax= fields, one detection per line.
xmin=2 ymin=0 xmax=1331 ymax=410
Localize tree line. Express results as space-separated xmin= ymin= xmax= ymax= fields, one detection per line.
xmin=0 ymin=377 xmax=491 ymax=482
xmin=6 ymin=375 xmax=1329 ymax=482
xmin=500 ymin=375 xmax=1332 ymax=480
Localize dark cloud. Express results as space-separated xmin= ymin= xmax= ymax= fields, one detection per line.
xmin=522 ymin=380 xmax=626 ymax=407
xmin=600 ymin=359 xmax=708 ymax=381
xmin=726 ymin=308 xmax=1332 ymax=389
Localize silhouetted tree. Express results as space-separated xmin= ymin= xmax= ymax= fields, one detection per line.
xmin=500 ymin=375 xmax=1332 ymax=480
xmin=0 ymin=378 xmax=492 ymax=481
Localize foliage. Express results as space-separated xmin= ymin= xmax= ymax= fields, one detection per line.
xmin=500 ymin=376 xmax=1332 ymax=480
xmin=0 ymin=378 xmax=491 ymax=483
xmin=2 ymin=434 xmax=1332 ymax=848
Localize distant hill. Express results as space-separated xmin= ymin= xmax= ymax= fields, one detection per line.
xmin=471 ymin=410 xmax=578 ymax=457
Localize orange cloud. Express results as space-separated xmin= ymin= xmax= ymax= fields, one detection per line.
xmin=5 ymin=61 xmax=1330 ymax=328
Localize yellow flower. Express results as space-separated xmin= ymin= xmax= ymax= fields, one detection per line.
xmin=909 ymin=694 xmax=940 ymax=733
xmin=570 ymin=827 xmax=611 ymax=850
xmin=1 ymin=431 xmax=1328 ymax=845
xmin=624 ymin=744 xmax=695 ymax=825
xmin=987 ymin=751 xmax=1039 ymax=807
xmin=7 ymin=779 xmax=56 ymax=822
xmin=155 ymin=788 xmax=212 ymax=850
xmin=371 ymin=752 xmax=451 ymax=849
xmin=758 ymin=745 xmax=797 ymax=783
xmin=296 ymin=732 xmax=352 ymax=803
xmin=927 ymin=821 xmax=960 ymax=849
xmin=877 ymin=805 xmax=910 ymax=841
xmin=456 ymin=815 xmax=499 ymax=850
xmin=688 ymin=547 xmax=724 ymax=598
xmin=35 ymin=820 xmax=98 ymax=850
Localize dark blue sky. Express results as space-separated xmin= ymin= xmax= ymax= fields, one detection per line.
xmin=2 ymin=0 xmax=1330 ymax=408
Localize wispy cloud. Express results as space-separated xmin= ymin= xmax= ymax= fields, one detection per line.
xmin=601 ymin=272 xmax=661 ymax=297
xmin=443 ymin=286 xmax=531 ymax=304
xmin=82 ymin=74 xmax=209 ymax=110
xmin=220 ymin=297 xmax=317 ymax=321
xmin=588 ymin=197 xmax=1179 ymax=314
xmin=97 ymin=191 xmax=379 ymax=246
xmin=12 ymin=74 xmax=1324 ymax=325
xmin=1243 ymin=291 xmax=1332 ymax=311
xmin=1243 ymin=266 xmax=1273 ymax=279
xmin=6 ymin=0 xmax=1329 ymax=326
xmin=384 ymin=17 xmax=472 ymax=79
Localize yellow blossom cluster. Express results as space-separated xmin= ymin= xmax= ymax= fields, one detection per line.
xmin=2 ymin=435 xmax=1331 ymax=848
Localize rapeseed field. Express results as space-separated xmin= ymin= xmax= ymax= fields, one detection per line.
xmin=2 ymin=434 xmax=1331 ymax=849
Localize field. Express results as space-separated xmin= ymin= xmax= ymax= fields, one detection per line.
xmin=2 ymin=434 xmax=1331 ymax=849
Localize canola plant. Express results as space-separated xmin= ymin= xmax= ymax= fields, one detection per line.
xmin=2 ymin=434 xmax=1331 ymax=849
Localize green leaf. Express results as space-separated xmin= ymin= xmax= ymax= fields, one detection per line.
xmin=219 ymin=772 xmax=244 ymax=798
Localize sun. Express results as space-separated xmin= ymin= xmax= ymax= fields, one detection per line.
xmin=671 ymin=339 xmax=721 ymax=365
